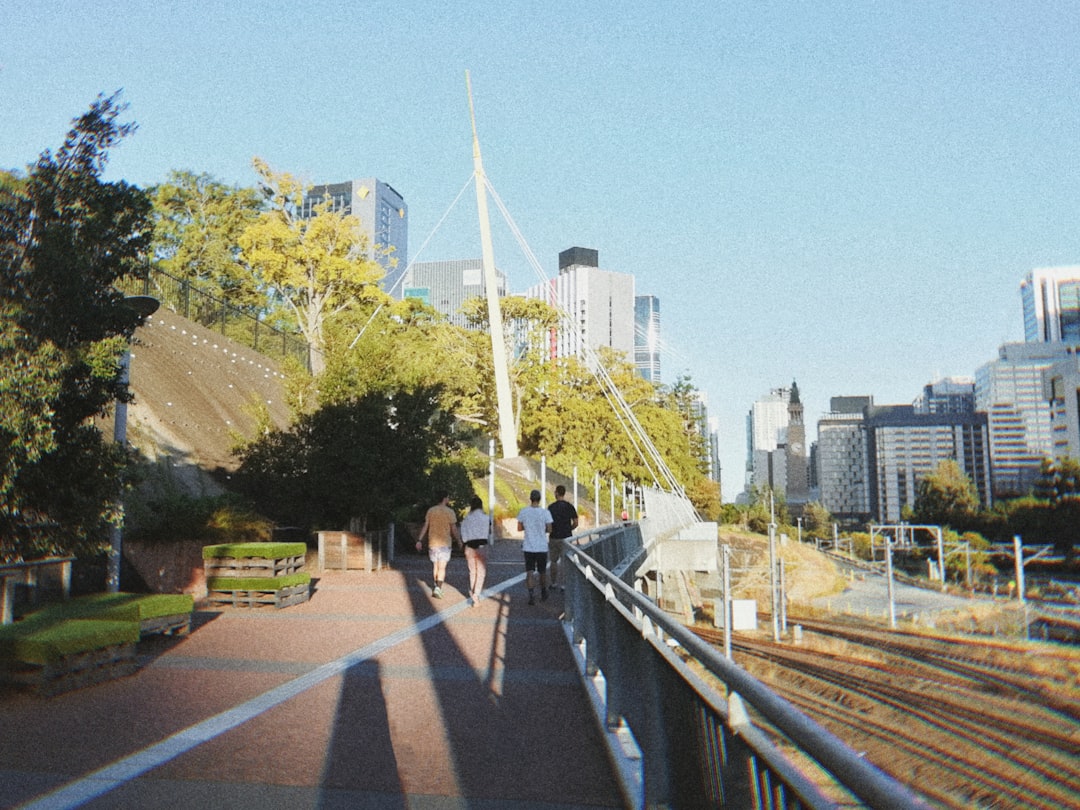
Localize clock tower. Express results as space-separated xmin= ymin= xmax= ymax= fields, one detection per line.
xmin=786 ymin=380 xmax=809 ymax=503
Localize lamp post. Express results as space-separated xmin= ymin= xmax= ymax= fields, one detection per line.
xmin=107 ymin=295 xmax=160 ymax=593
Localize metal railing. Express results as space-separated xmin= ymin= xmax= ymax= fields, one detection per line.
xmin=118 ymin=266 xmax=312 ymax=370
xmin=560 ymin=523 xmax=934 ymax=809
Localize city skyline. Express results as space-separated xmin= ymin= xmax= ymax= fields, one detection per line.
xmin=4 ymin=3 xmax=1079 ymax=501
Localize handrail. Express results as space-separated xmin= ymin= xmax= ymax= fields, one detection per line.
xmin=562 ymin=526 xmax=935 ymax=810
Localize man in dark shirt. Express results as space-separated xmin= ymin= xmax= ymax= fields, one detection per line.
xmin=547 ymin=484 xmax=578 ymax=592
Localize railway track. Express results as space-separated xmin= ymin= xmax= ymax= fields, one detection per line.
xmin=691 ymin=621 xmax=1080 ymax=809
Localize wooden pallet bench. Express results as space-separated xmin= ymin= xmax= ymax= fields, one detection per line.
xmin=202 ymin=542 xmax=307 ymax=580
xmin=0 ymin=618 xmax=139 ymax=697
xmin=0 ymin=593 xmax=195 ymax=696
xmin=203 ymin=543 xmax=310 ymax=610
xmin=206 ymin=572 xmax=311 ymax=609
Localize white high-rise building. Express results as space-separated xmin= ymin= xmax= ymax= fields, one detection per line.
xmin=746 ymin=387 xmax=791 ymax=493
xmin=1021 ymin=266 xmax=1080 ymax=344
xmin=525 ymin=247 xmax=635 ymax=365
xmin=975 ymin=343 xmax=1066 ymax=497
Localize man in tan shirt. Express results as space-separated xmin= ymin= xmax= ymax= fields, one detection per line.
xmin=416 ymin=491 xmax=461 ymax=598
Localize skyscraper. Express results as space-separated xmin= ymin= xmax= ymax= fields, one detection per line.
xmin=746 ymin=386 xmax=791 ymax=495
xmin=864 ymin=404 xmax=991 ymax=523
xmin=634 ymin=295 xmax=661 ymax=383
xmin=524 ymin=247 xmax=635 ymax=365
xmin=816 ymin=396 xmax=873 ymax=524
xmin=304 ymin=178 xmax=408 ymax=298
xmin=975 ymin=342 xmax=1065 ymax=497
xmin=1021 ymin=266 xmax=1080 ymax=344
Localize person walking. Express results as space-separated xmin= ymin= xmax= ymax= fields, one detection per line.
xmin=416 ymin=491 xmax=460 ymax=598
xmin=547 ymin=484 xmax=578 ymax=592
xmin=517 ymin=489 xmax=553 ymax=605
xmin=459 ymin=496 xmax=490 ymax=607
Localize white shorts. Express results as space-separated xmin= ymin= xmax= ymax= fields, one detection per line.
xmin=428 ymin=545 xmax=452 ymax=564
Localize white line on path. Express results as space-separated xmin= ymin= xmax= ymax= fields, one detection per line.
xmin=17 ymin=575 xmax=524 ymax=810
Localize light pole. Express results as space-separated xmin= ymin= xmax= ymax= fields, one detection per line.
xmin=107 ymin=295 xmax=159 ymax=593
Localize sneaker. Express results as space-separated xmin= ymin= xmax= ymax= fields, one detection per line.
xmin=433 ymin=586 xmax=443 ymax=598
xmin=541 ymin=587 xmax=549 ymax=602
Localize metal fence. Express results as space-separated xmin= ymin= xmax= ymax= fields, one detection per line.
xmin=118 ymin=267 xmax=312 ymax=370
xmin=560 ymin=523 xmax=934 ymax=810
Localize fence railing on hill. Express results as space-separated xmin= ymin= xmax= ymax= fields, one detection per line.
xmin=119 ymin=267 xmax=312 ymax=371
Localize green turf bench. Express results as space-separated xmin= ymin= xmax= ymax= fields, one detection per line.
xmin=0 ymin=592 xmax=195 ymax=696
xmin=0 ymin=618 xmax=140 ymax=696
xmin=39 ymin=592 xmax=195 ymax=637
xmin=203 ymin=543 xmax=310 ymax=609
xmin=205 ymin=571 xmax=311 ymax=609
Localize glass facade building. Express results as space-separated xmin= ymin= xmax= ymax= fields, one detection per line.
xmin=304 ymin=178 xmax=409 ymax=298
xmin=1021 ymin=266 xmax=1080 ymax=344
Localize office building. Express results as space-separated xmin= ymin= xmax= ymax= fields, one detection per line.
xmin=524 ymin=247 xmax=635 ymax=365
xmin=304 ymin=178 xmax=409 ymax=298
xmin=914 ymin=377 xmax=975 ymax=414
xmin=634 ymin=295 xmax=661 ymax=383
xmin=975 ymin=342 xmax=1065 ymax=497
xmin=816 ymin=396 xmax=873 ymax=524
xmin=1044 ymin=351 xmax=1080 ymax=462
xmin=402 ymin=259 xmax=507 ymax=329
xmin=864 ymin=404 xmax=991 ymax=523
xmin=746 ymin=386 xmax=791 ymax=495
xmin=1021 ymin=266 xmax=1080 ymax=344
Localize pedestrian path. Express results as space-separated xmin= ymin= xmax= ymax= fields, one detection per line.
xmin=0 ymin=540 xmax=623 ymax=809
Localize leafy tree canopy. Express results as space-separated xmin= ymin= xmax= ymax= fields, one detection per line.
xmin=238 ymin=159 xmax=387 ymax=374
xmin=911 ymin=459 xmax=979 ymax=528
xmin=148 ymin=170 xmax=262 ymax=310
xmin=0 ymin=92 xmax=151 ymax=560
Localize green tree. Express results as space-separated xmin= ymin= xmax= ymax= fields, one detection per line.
xmin=148 ymin=170 xmax=263 ymax=313
xmin=911 ymin=459 xmax=979 ymax=528
xmin=233 ymin=386 xmax=462 ymax=530
xmin=238 ymin=159 xmax=386 ymax=374
xmin=0 ymin=92 xmax=151 ymax=560
xmin=802 ymin=501 xmax=834 ymax=538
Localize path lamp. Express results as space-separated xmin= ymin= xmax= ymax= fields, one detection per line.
xmin=107 ymin=295 xmax=160 ymax=593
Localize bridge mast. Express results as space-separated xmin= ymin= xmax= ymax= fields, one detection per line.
xmin=466 ymin=71 xmax=518 ymax=459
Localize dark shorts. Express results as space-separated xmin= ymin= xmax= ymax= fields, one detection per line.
xmin=549 ymin=536 xmax=570 ymax=562
xmin=464 ymin=539 xmax=488 ymax=550
xmin=523 ymin=551 xmax=548 ymax=573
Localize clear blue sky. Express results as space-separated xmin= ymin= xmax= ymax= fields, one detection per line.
xmin=4 ymin=2 xmax=1079 ymax=501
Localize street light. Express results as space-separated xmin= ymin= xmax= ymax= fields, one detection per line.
xmin=107 ymin=295 xmax=160 ymax=593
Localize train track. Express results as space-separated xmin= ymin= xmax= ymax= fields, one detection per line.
xmin=691 ymin=621 xmax=1080 ymax=809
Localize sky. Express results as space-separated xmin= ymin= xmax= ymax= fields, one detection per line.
xmin=4 ymin=1 xmax=1080 ymax=501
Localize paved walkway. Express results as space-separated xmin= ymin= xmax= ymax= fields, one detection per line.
xmin=0 ymin=541 xmax=623 ymax=810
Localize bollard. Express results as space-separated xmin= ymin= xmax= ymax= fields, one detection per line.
xmin=792 ymin=624 xmax=803 ymax=643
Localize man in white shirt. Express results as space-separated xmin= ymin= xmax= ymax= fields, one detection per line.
xmin=517 ymin=489 xmax=553 ymax=605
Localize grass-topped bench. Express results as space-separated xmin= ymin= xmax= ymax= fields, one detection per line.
xmin=40 ymin=592 xmax=195 ymax=637
xmin=0 ymin=619 xmax=140 ymax=696
xmin=203 ymin=543 xmax=310 ymax=609
xmin=0 ymin=593 xmax=195 ymax=696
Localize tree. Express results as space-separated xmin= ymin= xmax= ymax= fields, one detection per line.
xmin=911 ymin=459 xmax=979 ymax=528
xmin=233 ymin=386 xmax=462 ymax=529
xmin=148 ymin=170 xmax=263 ymax=313
xmin=0 ymin=92 xmax=151 ymax=560
xmin=802 ymin=501 xmax=834 ymax=538
xmin=238 ymin=159 xmax=386 ymax=374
